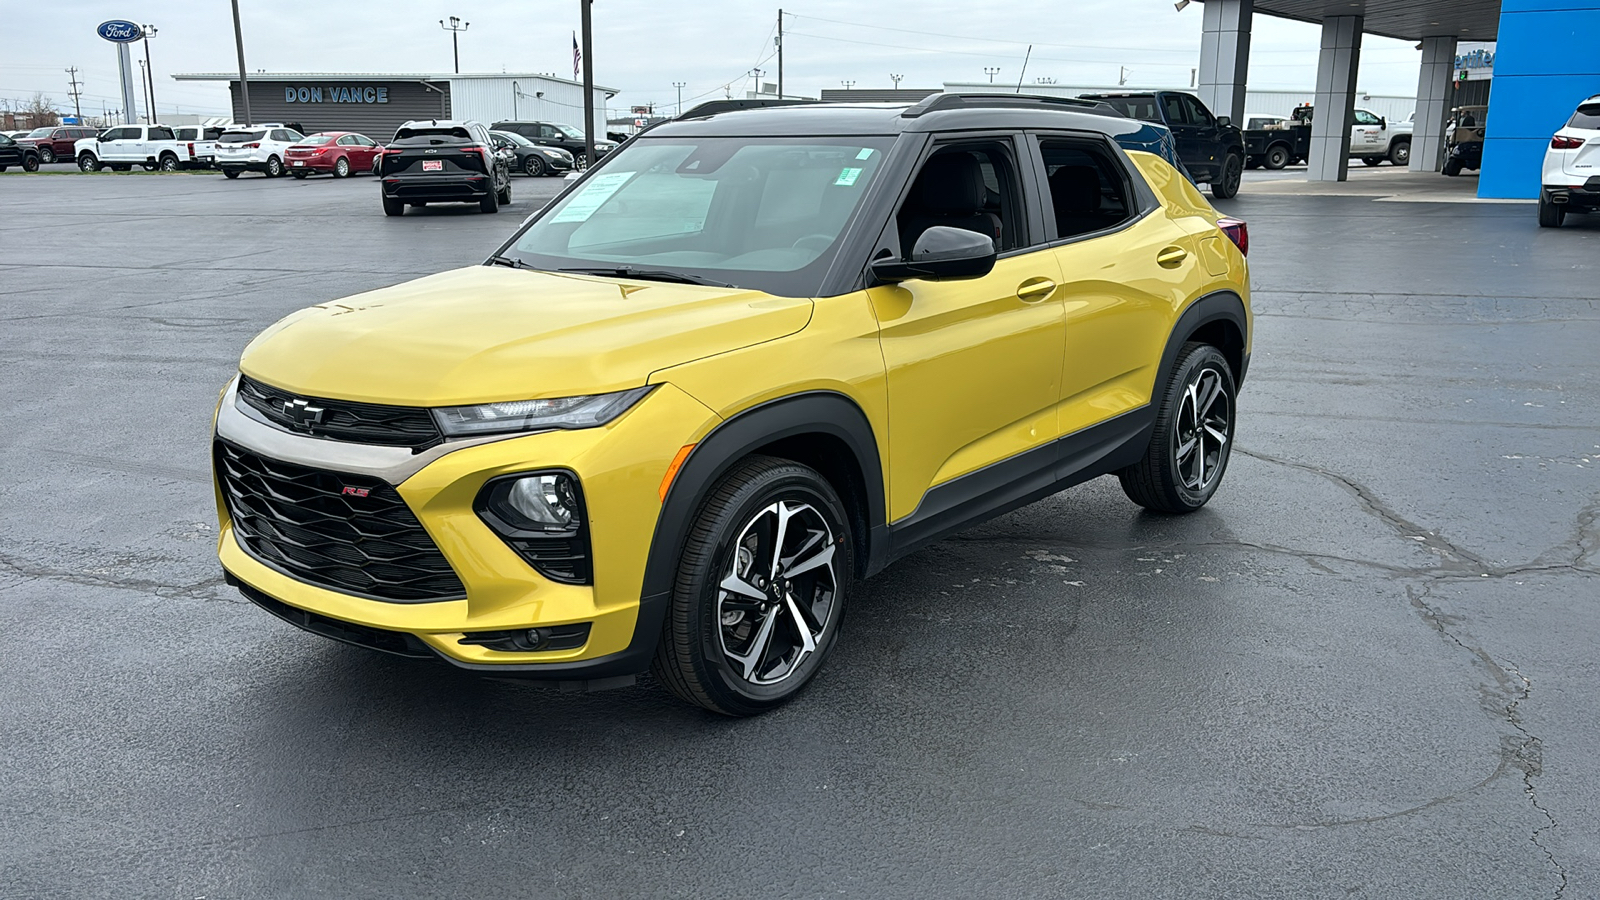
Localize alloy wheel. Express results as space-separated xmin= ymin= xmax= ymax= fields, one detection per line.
xmin=1172 ymin=366 xmax=1231 ymax=493
xmin=39 ymin=147 xmax=55 ymax=164
xmin=335 ymin=157 xmax=350 ymax=177
xmin=716 ymin=499 xmax=840 ymax=686
xmin=524 ymin=155 xmax=544 ymax=177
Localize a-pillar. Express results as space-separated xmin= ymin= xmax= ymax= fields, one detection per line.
xmin=1307 ymin=16 xmax=1363 ymax=182
xmin=1197 ymin=0 xmax=1253 ymax=124
xmin=1410 ymin=36 xmax=1458 ymax=172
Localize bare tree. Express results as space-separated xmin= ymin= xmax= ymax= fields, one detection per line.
xmin=23 ymin=93 xmax=60 ymax=127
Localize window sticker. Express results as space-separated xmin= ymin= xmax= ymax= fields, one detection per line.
xmin=550 ymin=171 xmax=637 ymax=223
xmin=855 ymin=147 xmax=874 ymax=160
xmin=834 ymin=167 xmax=863 ymax=186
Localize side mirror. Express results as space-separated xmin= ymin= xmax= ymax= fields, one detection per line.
xmin=1378 ymin=116 xmax=1387 ymax=128
xmin=870 ymin=226 xmax=997 ymax=283
xmin=1217 ymin=116 xmax=1232 ymax=128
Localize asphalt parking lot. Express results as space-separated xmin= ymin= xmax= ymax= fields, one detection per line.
xmin=2 ymin=167 xmax=1598 ymax=899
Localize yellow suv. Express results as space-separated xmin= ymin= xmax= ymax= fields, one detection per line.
xmin=214 ymin=95 xmax=1251 ymax=715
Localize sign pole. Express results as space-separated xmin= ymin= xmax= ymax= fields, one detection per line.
xmin=117 ymin=43 xmax=138 ymax=125
xmin=231 ymin=0 xmax=253 ymax=125
xmin=581 ymin=0 xmax=595 ymax=166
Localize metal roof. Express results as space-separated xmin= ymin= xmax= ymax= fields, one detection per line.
xmin=1198 ymin=0 xmax=1502 ymax=41
xmin=172 ymin=72 xmax=618 ymax=91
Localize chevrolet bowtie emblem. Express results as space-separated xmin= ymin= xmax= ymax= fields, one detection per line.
xmin=282 ymin=398 xmax=326 ymax=428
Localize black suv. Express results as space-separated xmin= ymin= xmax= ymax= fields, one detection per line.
xmin=490 ymin=120 xmax=618 ymax=166
xmin=1078 ymin=91 xmax=1245 ymax=199
xmin=378 ymin=120 xmax=512 ymax=216
xmin=0 ymin=133 xmax=42 ymax=173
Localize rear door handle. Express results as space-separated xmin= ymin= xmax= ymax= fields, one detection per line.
xmin=1157 ymin=247 xmax=1189 ymax=268
xmin=1016 ymin=277 xmax=1057 ymax=302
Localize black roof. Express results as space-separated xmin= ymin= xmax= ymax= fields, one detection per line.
xmin=651 ymin=94 xmax=1149 ymax=140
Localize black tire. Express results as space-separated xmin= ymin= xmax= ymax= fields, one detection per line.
xmin=1361 ymin=156 xmax=1383 ymax=167
xmin=479 ymin=184 xmax=500 ymax=213
xmin=1442 ymin=158 xmax=1463 ymax=177
xmin=497 ymin=178 xmax=512 ymax=205
xmin=523 ymin=155 xmax=545 ymax=177
xmin=1119 ymin=342 xmax=1237 ymax=514
xmin=291 ymin=170 xmax=309 ymax=179
xmin=39 ymin=146 xmax=55 ymax=164
xmin=158 ymin=154 xmax=179 ymax=172
xmin=22 ymin=154 xmax=40 ymax=173
xmin=223 ymin=168 xmax=241 ymax=179
xmin=78 ymin=153 xmax=100 ymax=172
xmin=265 ymin=155 xmax=283 ymax=178
xmin=1538 ymin=194 xmax=1565 ymax=228
xmin=110 ymin=164 xmax=131 ymax=172
xmin=1210 ymin=153 xmax=1243 ymax=200
xmin=652 ymin=455 xmax=853 ymax=716
xmin=1388 ymin=140 xmax=1411 ymax=166
xmin=140 ymin=161 xmax=157 ymax=172
xmin=1264 ymin=144 xmax=1290 ymax=170
xmin=1244 ymin=157 xmax=1260 ymax=170
xmin=382 ymin=196 xmax=405 ymax=217
xmin=574 ymin=152 xmax=588 ymax=170
xmin=334 ymin=157 xmax=351 ymax=178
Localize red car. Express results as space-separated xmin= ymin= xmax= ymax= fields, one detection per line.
xmin=17 ymin=125 xmax=100 ymax=165
xmin=285 ymin=131 xmax=383 ymax=178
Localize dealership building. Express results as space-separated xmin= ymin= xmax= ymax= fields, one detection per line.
xmin=171 ymin=72 xmax=616 ymax=140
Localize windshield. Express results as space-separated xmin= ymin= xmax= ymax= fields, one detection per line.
xmin=219 ymin=130 xmax=266 ymax=143
xmin=495 ymin=131 xmax=534 ymax=147
xmin=505 ymin=135 xmax=894 ymax=297
xmin=303 ymin=133 xmax=340 ymax=145
xmin=26 ymin=127 xmax=53 ymax=138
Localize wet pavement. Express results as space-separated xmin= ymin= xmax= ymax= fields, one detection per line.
xmin=1 ymin=168 xmax=1597 ymax=899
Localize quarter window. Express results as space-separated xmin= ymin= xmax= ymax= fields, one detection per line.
xmin=1038 ymin=138 xmax=1137 ymax=240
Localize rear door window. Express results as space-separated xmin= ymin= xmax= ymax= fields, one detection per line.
xmin=150 ymin=127 xmax=175 ymax=141
xmin=1163 ymin=95 xmax=1190 ymax=126
xmin=1037 ymin=137 xmax=1139 ymax=240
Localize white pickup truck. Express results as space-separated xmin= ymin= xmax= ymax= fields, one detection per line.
xmin=172 ymin=125 xmax=226 ymax=170
xmin=1350 ymin=107 xmax=1413 ymax=166
xmin=74 ymin=125 xmax=190 ymax=172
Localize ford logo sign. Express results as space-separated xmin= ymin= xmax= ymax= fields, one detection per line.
xmin=97 ymin=20 xmax=143 ymax=43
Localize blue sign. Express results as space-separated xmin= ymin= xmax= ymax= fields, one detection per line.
xmin=97 ymin=20 xmax=143 ymax=43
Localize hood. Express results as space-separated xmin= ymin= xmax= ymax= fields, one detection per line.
xmin=239 ymin=266 xmax=812 ymax=406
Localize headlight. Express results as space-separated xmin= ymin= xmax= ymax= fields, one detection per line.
xmin=540 ymin=148 xmax=566 ymax=158
xmin=431 ymin=386 xmax=653 ymax=437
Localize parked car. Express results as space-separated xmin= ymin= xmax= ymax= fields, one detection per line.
xmin=214 ymin=95 xmax=1251 ymax=715
xmin=377 ymin=120 xmax=511 ymax=215
xmin=1539 ymin=94 xmax=1600 ymax=228
xmin=1351 ymin=108 xmax=1413 ymax=166
xmin=284 ymin=131 xmax=384 ymax=178
xmin=74 ymin=124 xmax=189 ymax=172
xmin=16 ymin=124 xmax=100 ymax=164
xmin=214 ymin=125 xmax=306 ymax=178
xmin=1078 ymin=90 xmax=1245 ymax=198
xmin=0 ymin=133 xmax=42 ymax=172
xmin=490 ymin=129 xmax=575 ymax=177
xmin=172 ymin=125 xmax=226 ymax=170
xmin=2 ymin=130 xmax=30 ymax=140
xmin=1442 ymin=105 xmax=1487 ymax=177
xmin=490 ymin=120 xmax=618 ymax=167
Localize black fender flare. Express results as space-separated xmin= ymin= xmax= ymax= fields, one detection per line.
xmin=641 ymin=391 xmax=888 ymax=607
xmin=1155 ymin=290 xmax=1251 ymax=391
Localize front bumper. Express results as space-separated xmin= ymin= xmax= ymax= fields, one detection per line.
xmin=382 ymin=173 xmax=493 ymax=202
xmin=213 ymin=377 xmax=720 ymax=679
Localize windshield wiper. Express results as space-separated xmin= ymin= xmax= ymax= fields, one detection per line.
xmin=558 ymin=267 xmax=735 ymax=288
xmin=487 ymin=255 xmax=533 ymax=270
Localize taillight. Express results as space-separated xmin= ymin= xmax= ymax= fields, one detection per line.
xmin=1217 ymin=217 xmax=1249 ymax=257
xmin=187 ymin=142 xmax=195 ymax=155
xmin=1551 ymin=135 xmax=1585 ymax=150
xmin=246 ymin=142 xmax=260 ymax=149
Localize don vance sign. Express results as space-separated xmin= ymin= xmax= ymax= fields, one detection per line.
xmin=283 ymin=86 xmax=391 ymax=104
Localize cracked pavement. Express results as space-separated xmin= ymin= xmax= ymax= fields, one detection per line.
xmin=2 ymin=172 xmax=1598 ymax=899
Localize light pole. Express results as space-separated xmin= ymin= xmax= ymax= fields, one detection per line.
xmin=889 ymin=73 xmax=903 ymax=89
xmin=137 ymin=59 xmax=149 ymax=122
xmin=751 ymin=68 xmax=765 ymax=95
xmin=230 ymin=0 xmax=252 ymax=124
xmin=673 ymin=81 xmax=685 ymax=116
xmin=580 ymin=0 xmax=594 ymax=167
xmin=140 ymin=25 xmax=158 ymax=123
xmin=983 ymin=67 xmax=1001 ymax=83
xmin=440 ymin=16 xmax=469 ymax=74
xmin=840 ymin=80 xmax=855 ymax=90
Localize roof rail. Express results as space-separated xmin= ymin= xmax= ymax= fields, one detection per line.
xmin=902 ymin=92 xmax=1123 ymax=119
xmin=678 ymin=98 xmax=823 ymax=120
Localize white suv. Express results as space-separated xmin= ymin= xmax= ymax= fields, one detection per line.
xmin=1540 ymin=94 xmax=1600 ymax=228
xmin=215 ymin=125 xmax=305 ymax=179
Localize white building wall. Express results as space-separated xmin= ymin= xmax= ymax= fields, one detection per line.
xmin=943 ymin=81 xmax=1417 ymax=124
xmin=446 ymin=74 xmax=612 ymax=136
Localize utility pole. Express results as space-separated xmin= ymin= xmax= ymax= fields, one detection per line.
xmin=230 ymin=0 xmax=252 ymax=125
xmin=440 ymin=17 xmax=469 ymax=74
xmin=141 ymin=25 xmax=158 ymax=122
xmin=580 ymin=0 xmax=594 ymax=166
xmin=776 ymin=9 xmax=784 ymax=100
xmin=890 ymin=73 xmax=903 ymax=89
xmin=672 ymin=81 xmax=685 ymax=116
xmin=983 ymin=67 xmax=1000 ymax=83
xmin=66 ymin=68 xmax=83 ymax=120
xmin=1119 ymin=66 xmax=1129 ymax=86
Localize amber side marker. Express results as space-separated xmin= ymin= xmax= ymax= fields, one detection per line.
xmin=659 ymin=444 xmax=696 ymax=501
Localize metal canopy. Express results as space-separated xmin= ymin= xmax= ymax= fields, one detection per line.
xmin=1200 ymin=0 xmax=1502 ymax=41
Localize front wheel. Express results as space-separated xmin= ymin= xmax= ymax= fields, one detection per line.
xmin=78 ymin=154 xmax=101 ymax=172
xmin=479 ymin=185 xmax=500 ymax=213
xmin=1388 ymin=141 xmax=1410 ymax=166
xmin=39 ymin=146 xmax=55 ymax=164
xmin=265 ymin=156 xmax=283 ymax=177
xmin=22 ymin=155 xmax=40 ymax=172
xmin=1538 ymin=194 xmax=1566 ymax=228
xmin=1119 ymin=342 xmax=1237 ymax=514
xmin=653 ymin=456 xmax=852 ymax=716
xmin=1210 ymin=153 xmax=1242 ymax=200
xmin=523 ymin=155 xmax=545 ymax=177
xmin=496 ymin=177 xmax=512 ymax=205
xmin=1361 ymin=156 xmax=1384 ymax=167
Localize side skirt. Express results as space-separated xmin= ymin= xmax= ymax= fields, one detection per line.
xmin=885 ymin=407 xmax=1154 ymax=565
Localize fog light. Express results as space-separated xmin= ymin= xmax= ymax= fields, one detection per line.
xmin=475 ymin=471 xmax=593 ymax=584
xmin=459 ymin=622 xmax=592 ymax=653
xmin=505 ymin=474 xmax=578 ymax=529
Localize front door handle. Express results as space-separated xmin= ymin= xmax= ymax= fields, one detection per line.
xmin=1157 ymin=246 xmax=1189 ymax=268
xmin=1016 ymin=277 xmax=1057 ymax=302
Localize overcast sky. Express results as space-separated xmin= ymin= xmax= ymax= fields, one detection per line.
xmin=4 ymin=1 xmax=1429 ymax=120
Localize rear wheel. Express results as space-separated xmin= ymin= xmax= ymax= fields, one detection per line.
xmin=78 ymin=153 xmax=101 ymax=172
xmin=1361 ymin=156 xmax=1383 ymax=167
xmin=39 ymin=146 xmax=55 ymax=164
xmin=382 ymin=196 xmax=405 ymax=217
xmin=1388 ymin=140 xmax=1410 ymax=166
xmin=1119 ymin=342 xmax=1237 ymax=514
xmin=265 ymin=155 xmax=284 ymax=177
xmin=1210 ymin=153 xmax=1243 ymax=200
xmin=334 ymin=157 xmax=351 ymax=178
xmin=1538 ymin=194 xmax=1566 ymax=228
xmin=1442 ymin=158 xmax=1463 ymax=177
xmin=222 ymin=168 xmax=240 ymax=179
xmin=1264 ymin=144 xmax=1290 ymax=170
xmin=158 ymin=154 xmax=179 ymax=172
xmin=652 ymin=456 xmax=852 ymax=716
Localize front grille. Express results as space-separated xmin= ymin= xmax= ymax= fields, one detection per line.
xmin=216 ymin=440 xmax=466 ymax=603
xmin=237 ymin=375 xmax=442 ymax=449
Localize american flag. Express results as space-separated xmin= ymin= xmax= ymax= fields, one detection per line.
xmin=572 ymin=33 xmax=581 ymax=81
